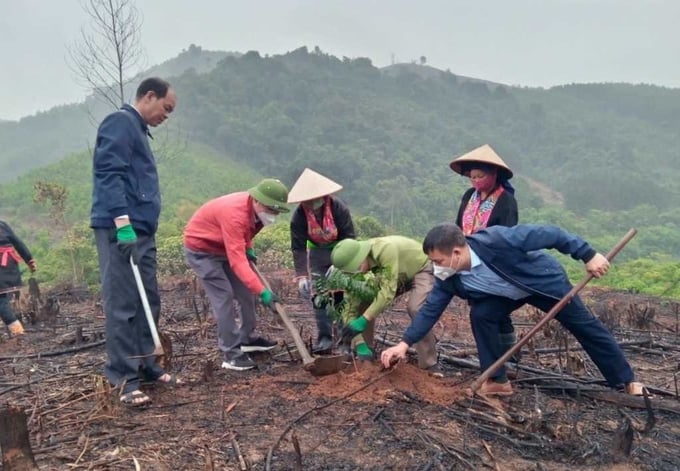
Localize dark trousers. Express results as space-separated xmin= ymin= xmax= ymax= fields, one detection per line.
xmin=94 ymin=229 xmax=163 ymax=394
xmin=469 ymin=294 xmax=634 ymax=387
xmin=0 ymin=293 xmax=18 ymax=325
xmin=309 ymin=248 xmax=333 ymax=340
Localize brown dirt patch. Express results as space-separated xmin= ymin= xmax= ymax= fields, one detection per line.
xmin=307 ymin=361 xmax=466 ymax=405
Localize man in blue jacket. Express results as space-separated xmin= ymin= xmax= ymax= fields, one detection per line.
xmin=381 ymin=223 xmax=643 ymax=397
xmin=91 ymin=77 xmax=177 ymax=406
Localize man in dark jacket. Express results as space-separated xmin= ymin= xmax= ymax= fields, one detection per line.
xmin=0 ymin=220 xmax=36 ymax=336
xmin=381 ymin=223 xmax=643 ymax=396
xmin=90 ymin=77 xmax=177 ymax=407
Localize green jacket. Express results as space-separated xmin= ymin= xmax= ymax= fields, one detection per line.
xmin=362 ymin=235 xmax=429 ymax=320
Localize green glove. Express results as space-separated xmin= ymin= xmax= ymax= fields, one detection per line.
xmin=356 ymin=343 xmax=374 ymax=359
xmin=116 ymin=224 xmax=139 ymax=264
xmin=246 ymin=248 xmax=257 ymax=263
xmin=260 ymin=288 xmax=276 ymax=306
xmin=341 ymin=315 xmax=369 ymax=343
xmin=348 ymin=315 xmax=369 ymax=333
xmin=116 ymin=224 xmax=138 ymax=243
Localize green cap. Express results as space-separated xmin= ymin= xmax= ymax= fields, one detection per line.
xmin=331 ymin=239 xmax=371 ymax=273
xmin=248 ymin=178 xmax=290 ymax=213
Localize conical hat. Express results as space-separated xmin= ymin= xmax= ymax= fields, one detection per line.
xmin=449 ymin=144 xmax=513 ymax=180
xmin=287 ymin=168 xmax=343 ymax=203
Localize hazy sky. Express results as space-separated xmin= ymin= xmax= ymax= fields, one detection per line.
xmin=1 ymin=0 xmax=679 ymax=120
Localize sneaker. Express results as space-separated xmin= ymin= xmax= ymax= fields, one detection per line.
xmin=478 ymin=379 xmax=513 ymax=396
xmin=240 ymin=337 xmax=277 ymax=353
xmin=424 ymin=363 xmax=445 ymax=379
xmin=312 ymin=336 xmax=333 ymax=354
xmin=221 ymin=353 xmax=257 ymax=371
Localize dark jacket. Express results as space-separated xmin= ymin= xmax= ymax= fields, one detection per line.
xmin=290 ymin=196 xmax=355 ymax=276
xmin=90 ymin=104 xmax=161 ymax=235
xmin=402 ymin=224 xmax=597 ymax=345
xmin=0 ymin=221 xmax=33 ymax=291
xmin=455 ymin=187 xmax=518 ymax=229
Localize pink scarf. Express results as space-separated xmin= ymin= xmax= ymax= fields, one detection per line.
xmin=461 ymin=186 xmax=505 ymax=235
xmin=302 ymin=197 xmax=338 ymax=246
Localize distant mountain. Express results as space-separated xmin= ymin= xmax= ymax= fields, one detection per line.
xmin=0 ymin=45 xmax=238 ymax=181
xmin=135 ymin=44 xmax=239 ymax=83
xmin=381 ymin=63 xmax=503 ymax=89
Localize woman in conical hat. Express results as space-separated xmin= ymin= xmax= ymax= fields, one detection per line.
xmin=450 ymin=144 xmax=519 ymax=365
xmin=288 ymin=168 xmax=356 ymax=353
xmin=450 ymin=144 xmax=518 ymax=236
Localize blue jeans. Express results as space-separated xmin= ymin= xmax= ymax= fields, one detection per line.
xmin=469 ymin=294 xmax=634 ymax=387
xmin=0 ymin=293 xmax=18 ymax=326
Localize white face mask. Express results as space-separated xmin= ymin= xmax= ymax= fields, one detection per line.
xmin=257 ymin=211 xmax=277 ymax=226
xmin=433 ymin=254 xmax=458 ymax=281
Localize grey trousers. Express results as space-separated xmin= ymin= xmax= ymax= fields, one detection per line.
xmin=184 ymin=248 xmax=257 ymax=359
xmin=94 ymin=229 xmax=163 ymax=394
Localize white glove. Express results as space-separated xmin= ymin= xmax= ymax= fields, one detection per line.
xmin=298 ymin=277 xmax=311 ymax=299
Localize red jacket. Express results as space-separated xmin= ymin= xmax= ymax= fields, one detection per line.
xmin=183 ymin=192 xmax=264 ymax=294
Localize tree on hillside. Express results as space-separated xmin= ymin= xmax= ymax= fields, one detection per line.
xmin=67 ymin=0 xmax=145 ymax=110
xmin=33 ymin=182 xmax=81 ymax=284
xmin=67 ymin=0 xmax=186 ymax=160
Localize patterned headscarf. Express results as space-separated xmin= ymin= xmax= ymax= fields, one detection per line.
xmin=461 ymin=185 xmax=506 ymax=235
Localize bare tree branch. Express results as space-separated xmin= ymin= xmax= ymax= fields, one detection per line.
xmin=67 ymin=0 xmax=146 ymax=110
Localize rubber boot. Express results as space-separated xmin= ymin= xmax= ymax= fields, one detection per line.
xmin=499 ymin=331 xmax=520 ymax=362
xmin=8 ymin=320 xmax=25 ymax=336
xmin=312 ymin=308 xmax=333 ymax=354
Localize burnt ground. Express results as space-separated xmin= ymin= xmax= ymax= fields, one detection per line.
xmin=1 ymin=270 xmax=679 ymax=471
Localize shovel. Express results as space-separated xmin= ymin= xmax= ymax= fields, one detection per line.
xmin=130 ymin=257 xmax=164 ymax=358
xmin=470 ymin=228 xmax=637 ymax=393
xmin=250 ymin=262 xmax=344 ymax=376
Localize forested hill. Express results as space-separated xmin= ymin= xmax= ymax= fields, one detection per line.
xmin=169 ymin=47 xmax=680 ymax=216
xmin=1 ymin=46 xmax=680 ymax=266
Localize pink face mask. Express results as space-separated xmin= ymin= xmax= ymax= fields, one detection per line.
xmin=471 ymin=174 xmax=496 ymax=193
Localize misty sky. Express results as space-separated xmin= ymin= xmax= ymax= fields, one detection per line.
xmin=1 ymin=0 xmax=679 ymax=120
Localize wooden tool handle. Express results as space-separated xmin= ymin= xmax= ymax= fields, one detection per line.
xmin=250 ymin=263 xmax=315 ymax=365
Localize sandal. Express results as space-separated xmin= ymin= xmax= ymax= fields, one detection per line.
xmin=625 ymin=382 xmax=653 ymax=397
xmin=156 ymin=373 xmax=182 ymax=386
xmin=120 ymin=390 xmax=152 ymax=407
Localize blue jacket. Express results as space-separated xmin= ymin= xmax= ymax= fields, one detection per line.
xmin=403 ymin=224 xmax=597 ymax=345
xmin=90 ymin=104 xmax=161 ymax=235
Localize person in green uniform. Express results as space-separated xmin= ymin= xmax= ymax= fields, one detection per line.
xmin=330 ymin=236 xmax=442 ymax=376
